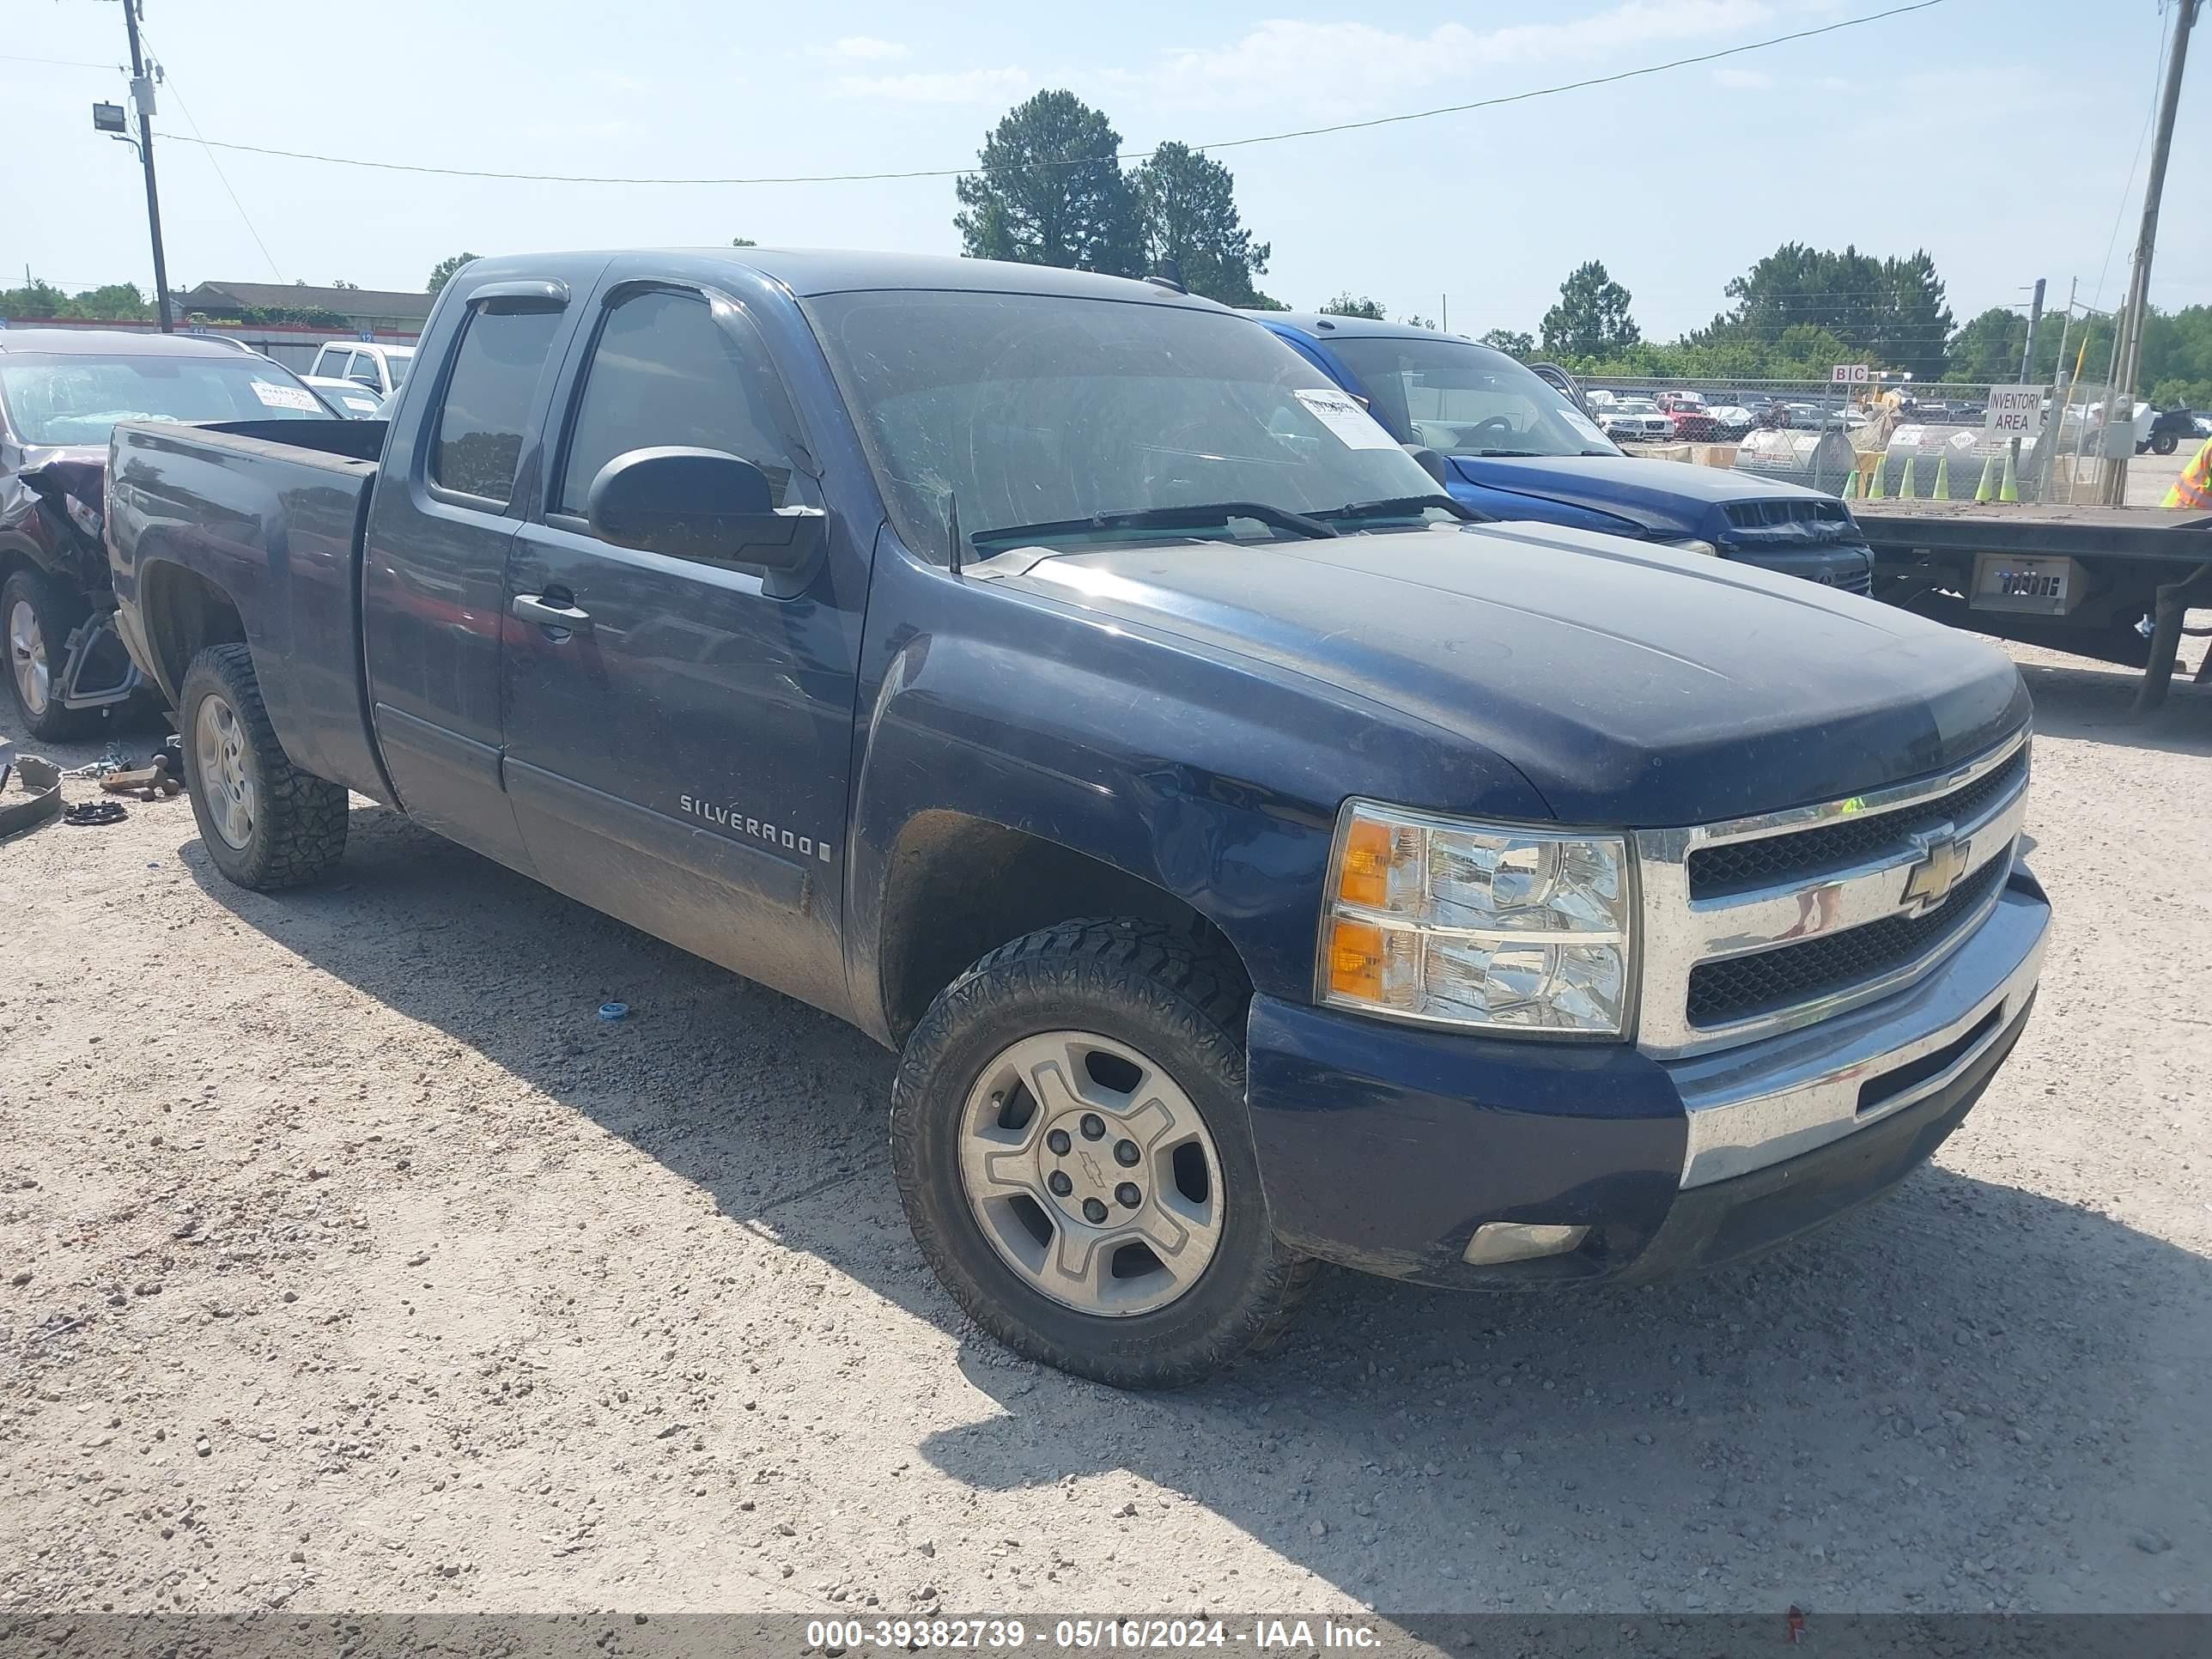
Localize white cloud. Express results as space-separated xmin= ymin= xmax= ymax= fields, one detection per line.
xmin=1124 ymin=1 xmax=1787 ymax=113
xmin=821 ymin=36 xmax=908 ymax=62
xmin=1711 ymin=67 xmax=1774 ymax=88
xmin=831 ymin=66 xmax=1034 ymax=105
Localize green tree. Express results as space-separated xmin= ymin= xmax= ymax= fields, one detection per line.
xmin=1478 ymin=328 xmax=1534 ymax=358
xmin=426 ymin=252 xmax=481 ymax=295
xmin=0 ymin=279 xmax=153 ymax=322
xmin=1402 ymin=313 xmax=1437 ymax=330
xmin=331 ymin=278 xmax=360 ymax=289
xmin=1319 ymin=293 xmax=1386 ymax=319
xmin=2139 ymin=304 xmax=2212 ymax=406
xmin=1540 ymin=261 xmax=1640 ymax=359
xmin=1698 ymin=243 xmax=1953 ymax=380
xmin=1944 ymin=306 xmax=2028 ymax=383
xmin=731 ymin=236 xmax=757 ymax=247
xmin=955 ymin=90 xmax=1141 ymax=276
xmin=1128 ymin=141 xmax=1273 ymax=307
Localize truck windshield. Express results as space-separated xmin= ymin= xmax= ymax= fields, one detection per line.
xmin=805 ymin=290 xmax=1442 ymax=556
xmin=1328 ymin=337 xmax=1620 ymax=459
xmin=0 ymin=354 xmax=333 ymax=447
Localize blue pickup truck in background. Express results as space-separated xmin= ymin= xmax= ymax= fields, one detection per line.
xmin=107 ymin=249 xmax=2043 ymax=1388
xmin=1252 ymin=313 xmax=1876 ymax=593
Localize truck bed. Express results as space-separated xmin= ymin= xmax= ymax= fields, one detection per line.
xmin=107 ymin=417 xmax=392 ymax=801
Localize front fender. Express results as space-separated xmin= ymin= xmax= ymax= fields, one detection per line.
xmin=841 ymin=536 xmax=1552 ymax=1039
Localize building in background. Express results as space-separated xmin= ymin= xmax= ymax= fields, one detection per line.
xmin=174 ymin=281 xmax=433 ymax=336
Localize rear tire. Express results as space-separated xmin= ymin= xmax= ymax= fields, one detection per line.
xmin=3 ymin=568 xmax=99 ymax=742
xmin=177 ymin=643 xmax=348 ymax=890
xmin=890 ymin=919 xmax=1316 ymax=1389
xmin=2153 ymin=430 xmax=2179 ymax=456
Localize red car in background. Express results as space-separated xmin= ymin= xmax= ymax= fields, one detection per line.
xmin=1655 ymin=391 xmax=1726 ymax=442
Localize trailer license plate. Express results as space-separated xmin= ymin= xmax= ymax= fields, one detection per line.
xmin=1972 ymin=556 xmax=2071 ymax=616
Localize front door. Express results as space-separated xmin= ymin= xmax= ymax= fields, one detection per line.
xmin=500 ymin=280 xmax=859 ymax=1015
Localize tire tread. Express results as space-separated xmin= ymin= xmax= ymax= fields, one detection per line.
xmin=892 ymin=917 xmax=1316 ymax=1389
xmin=180 ymin=643 xmax=347 ymax=889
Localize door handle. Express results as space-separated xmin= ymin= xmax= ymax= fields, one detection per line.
xmin=513 ymin=592 xmax=592 ymax=634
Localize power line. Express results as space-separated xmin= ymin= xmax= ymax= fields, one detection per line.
xmin=136 ymin=28 xmax=287 ymax=283
xmin=148 ymin=0 xmax=1951 ymax=188
xmin=2092 ymin=0 xmax=2176 ymax=309
xmin=0 ymin=52 xmax=121 ymax=70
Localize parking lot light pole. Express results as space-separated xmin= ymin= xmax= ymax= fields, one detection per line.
xmin=120 ymin=0 xmax=173 ymax=332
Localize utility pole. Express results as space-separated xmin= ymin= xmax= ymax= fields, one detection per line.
xmin=2018 ymin=277 xmax=2045 ymax=383
xmin=2102 ymin=0 xmax=2197 ymax=502
xmin=120 ymin=0 xmax=173 ymax=332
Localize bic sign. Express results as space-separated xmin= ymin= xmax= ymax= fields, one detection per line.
xmin=1831 ymin=363 xmax=1872 ymax=385
xmin=1984 ymin=386 xmax=2045 ymax=439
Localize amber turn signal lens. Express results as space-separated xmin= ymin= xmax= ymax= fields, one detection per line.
xmin=1336 ymin=817 xmax=1395 ymax=908
xmin=1327 ymin=917 xmax=1386 ymax=1003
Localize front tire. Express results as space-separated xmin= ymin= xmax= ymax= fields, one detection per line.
xmin=891 ymin=920 xmax=1316 ymax=1389
xmin=3 ymin=568 xmax=99 ymax=742
xmin=2153 ymin=430 xmax=2179 ymax=456
xmin=178 ymin=643 xmax=348 ymax=890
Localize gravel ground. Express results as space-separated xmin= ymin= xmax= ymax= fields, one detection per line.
xmin=2 ymin=637 xmax=2207 ymax=1620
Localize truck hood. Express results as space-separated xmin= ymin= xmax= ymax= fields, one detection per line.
xmin=1448 ymin=452 xmax=1835 ymax=538
xmin=997 ymin=522 xmax=2027 ymax=826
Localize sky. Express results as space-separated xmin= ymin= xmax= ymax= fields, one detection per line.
xmin=3 ymin=0 xmax=2204 ymax=341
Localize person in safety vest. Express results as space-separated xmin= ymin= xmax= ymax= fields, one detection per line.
xmin=2166 ymin=432 xmax=2212 ymax=509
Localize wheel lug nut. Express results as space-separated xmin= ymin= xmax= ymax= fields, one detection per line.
xmin=1115 ymin=1182 xmax=1141 ymax=1209
xmin=1114 ymin=1139 xmax=1139 ymax=1167
xmin=1079 ymin=1114 xmax=1106 ymax=1140
xmin=1046 ymin=1128 xmax=1072 ymax=1155
xmin=1047 ymin=1171 xmax=1073 ymax=1198
xmin=1081 ymin=1197 xmax=1109 ymax=1224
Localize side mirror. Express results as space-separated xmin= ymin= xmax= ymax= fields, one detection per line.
xmin=1402 ymin=444 xmax=1452 ymax=487
xmin=586 ymin=446 xmax=824 ymax=588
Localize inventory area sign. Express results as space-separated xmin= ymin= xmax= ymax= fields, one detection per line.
xmin=1984 ymin=385 xmax=2045 ymax=438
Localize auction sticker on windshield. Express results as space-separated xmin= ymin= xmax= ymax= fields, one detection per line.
xmin=1293 ymin=387 xmax=1395 ymax=448
xmin=1561 ymin=405 xmax=1611 ymax=446
xmin=251 ymin=380 xmax=321 ymax=411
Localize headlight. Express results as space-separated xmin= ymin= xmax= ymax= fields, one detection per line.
xmin=64 ymin=492 xmax=104 ymax=540
xmin=1320 ymin=800 xmax=1634 ymax=1036
xmin=1661 ymin=537 xmax=1719 ymax=557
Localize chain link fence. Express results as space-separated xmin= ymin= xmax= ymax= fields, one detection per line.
xmin=1571 ymin=372 xmax=2166 ymax=505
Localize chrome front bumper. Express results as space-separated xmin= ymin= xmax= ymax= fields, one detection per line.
xmin=1664 ymin=876 xmax=2049 ymax=1188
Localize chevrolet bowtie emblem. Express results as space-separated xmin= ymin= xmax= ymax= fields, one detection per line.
xmin=1901 ymin=826 xmax=1972 ymax=915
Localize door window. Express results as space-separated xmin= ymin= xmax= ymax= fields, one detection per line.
xmin=557 ymin=288 xmax=793 ymax=519
xmin=430 ymin=306 xmax=564 ymax=505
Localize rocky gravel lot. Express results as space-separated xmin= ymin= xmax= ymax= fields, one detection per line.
xmin=1 ymin=641 xmax=2206 ymax=1620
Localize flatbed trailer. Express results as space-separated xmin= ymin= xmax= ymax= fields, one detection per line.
xmin=1856 ymin=497 xmax=2212 ymax=709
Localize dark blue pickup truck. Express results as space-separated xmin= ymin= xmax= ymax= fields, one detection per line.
xmin=1250 ymin=313 xmax=1876 ymax=592
xmin=107 ymin=250 xmax=2047 ymax=1388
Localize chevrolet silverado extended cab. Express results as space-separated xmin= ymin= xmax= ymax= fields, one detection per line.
xmin=109 ymin=250 xmax=2048 ymax=1388
xmin=1252 ymin=314 xmax=1877 ymax=593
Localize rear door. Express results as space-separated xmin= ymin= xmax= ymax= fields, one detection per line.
xmin=499 ymin=276 xmax=858 ymax=1014
xmin=361 ymin=280 xmax=574 ymax=872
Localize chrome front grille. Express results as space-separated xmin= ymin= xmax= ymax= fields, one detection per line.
xmin=1686 ymin=743 xmax=2028 ymax=896
xmin=1633 ymin=727 xmax=2031 ymax=1058
xmin=1684 ymin=855 xmax=2007 ymax=1028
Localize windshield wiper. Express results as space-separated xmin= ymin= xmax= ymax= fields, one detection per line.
xmin=1311 ymin=493 xmax=1477 ymax=526
xmin=1468 ymin=448 xmax=1548 ymax=458
xmin=971 ymin=500 xmax=1339 ymax=548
